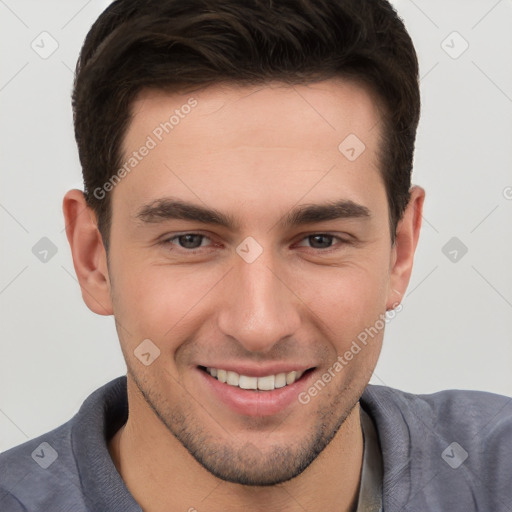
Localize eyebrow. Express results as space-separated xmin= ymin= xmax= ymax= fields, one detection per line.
xmin=135 ymin=197 xmax=371 ymax=231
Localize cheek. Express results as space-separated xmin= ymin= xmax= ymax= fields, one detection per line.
xmin=110 ymin=257 xmax=222 ymax=345
xmin=312 ymin=271 xmax=388 ymax=387
xmin=299 ymin=257 xmax=391 ymax=346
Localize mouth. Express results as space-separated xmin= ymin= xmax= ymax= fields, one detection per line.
xmin=197 ymin=365 xmax=316 ymax=417
xmin=198 ymin=365 xmax=314 ymax=391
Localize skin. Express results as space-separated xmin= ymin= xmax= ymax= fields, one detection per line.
xmin=63 ymin=78 xmax=424 ymax=512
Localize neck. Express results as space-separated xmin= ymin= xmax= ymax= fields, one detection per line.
xmin=108 ymin=379 xmax=364 ymax=512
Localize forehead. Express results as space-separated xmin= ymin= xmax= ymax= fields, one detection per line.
xmin=113 ymin=78 xmax=386 ymax=224
xmin=128 ymin=78 xmax=382 ymax=143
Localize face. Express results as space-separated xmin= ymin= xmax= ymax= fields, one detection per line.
xmin=102 ymin=79 xmax=404 ymax=485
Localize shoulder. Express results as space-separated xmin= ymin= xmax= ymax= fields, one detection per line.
xmin=361 ymin=384 xmax=512 ymax=509
xmin=0 ymin=376 xmax=128 ymax=512
xmin=362 ymin=382 xmax=512 ymax=447
xmin=363 ymin=382 xmax=512 ymax=422
xmin=0 ymin=418 xmax=87 ymax=511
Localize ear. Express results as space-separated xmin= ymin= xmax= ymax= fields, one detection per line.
xmin=62 ymin=189 xmax=113 ymax=315
xmin=386 ymin=186 xmax=425 ymax=310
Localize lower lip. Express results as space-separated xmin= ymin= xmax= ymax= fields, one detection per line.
xmin=197 ymin=367 xmax=315 ymax=417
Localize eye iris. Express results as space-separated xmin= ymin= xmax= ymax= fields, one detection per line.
xmin=179 ymin=234 xmax=203 ymax=249
xmin=309 ymin=234 xmax=332 ymax=249
xmin=174 ymin=235 xmax=334 ymax=250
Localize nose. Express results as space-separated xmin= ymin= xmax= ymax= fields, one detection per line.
xmin=217 ymin=246 xmax=301 ymax=354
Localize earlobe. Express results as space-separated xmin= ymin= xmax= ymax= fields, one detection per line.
xmin=386 ymin=186 xmax=425 ymax=310
xmin=62 ymin=189 xmax=113 ymax=316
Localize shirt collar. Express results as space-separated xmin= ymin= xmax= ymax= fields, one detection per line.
xmin=355 ymin=404 xmax=384 ymax=512
xmin=71 ymin=377 xmax=142 ymax=512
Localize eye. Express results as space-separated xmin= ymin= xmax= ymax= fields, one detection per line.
xmin=296 ymin=234 xmax=345 ymax=250
xmin=164 ymin=233 xmax=213 ymax=250
xmin=160 ymin=232 xmax=349 ymax=254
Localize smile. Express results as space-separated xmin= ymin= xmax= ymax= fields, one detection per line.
xmin=197 ymin=365 xmax=316 ymax=416
xmin=204 ymin=367 xmax=305 ymax=391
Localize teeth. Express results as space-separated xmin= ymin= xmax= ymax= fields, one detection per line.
xmin=274 ymin=373 xmax=287 ymax=388
xmin=257 ymin=375 xmax=275 ymax=390
xmin=286 ymin=371 xmax=297 ymax=385
xmin=239 ymin=375 xmax=258 ymax=390
xmin=205 ymin=367 xmax=305 ymax=390
xmin=226 ymin=371 xmax=239 ymax=386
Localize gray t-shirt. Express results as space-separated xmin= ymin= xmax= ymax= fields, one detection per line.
xmin=1 ymin=376 xmax=512 ymax=511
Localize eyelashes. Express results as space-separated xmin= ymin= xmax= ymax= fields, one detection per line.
xmin=160 ymin=232 xmax=351 ymax=255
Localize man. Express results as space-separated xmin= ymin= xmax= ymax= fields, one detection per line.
xmin=1 ymin=0 xmax=511 ymax=510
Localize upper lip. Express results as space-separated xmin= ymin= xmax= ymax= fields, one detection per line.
xmin=199 ymin=363 xmax=315 ymax=378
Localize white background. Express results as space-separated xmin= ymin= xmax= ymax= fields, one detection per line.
xmin=1 ymin=0 xmax=511 ymax=453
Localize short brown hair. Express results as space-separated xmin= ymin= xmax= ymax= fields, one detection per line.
xmin=72 ymin=0 xmax=420 ymax=250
